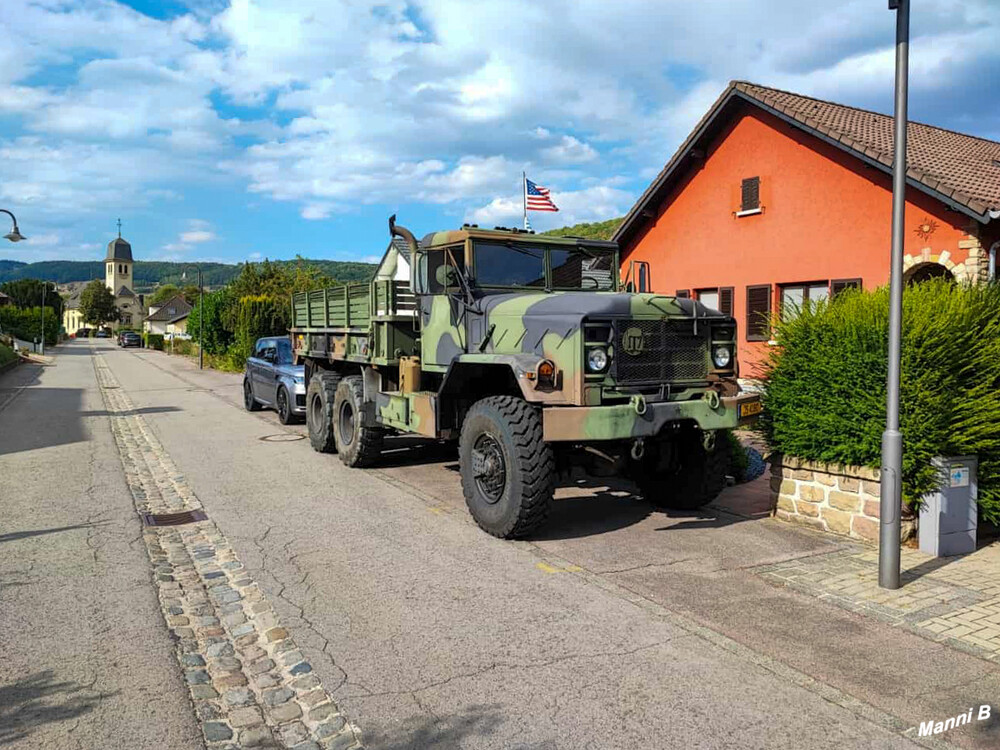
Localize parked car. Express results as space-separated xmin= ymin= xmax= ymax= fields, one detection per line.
xmin=75 ymin=328 xmax=91 ymax=338
xmin=243 ymin=337 xmax=305 ymax=424
xmin=119 ymin=331 xmax=142 ymax=348
xmin=95 ymin=329 xmax=111 ymax=338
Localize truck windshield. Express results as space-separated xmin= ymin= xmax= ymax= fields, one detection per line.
xmin=473 ymin=242 xmax=615 ymax=290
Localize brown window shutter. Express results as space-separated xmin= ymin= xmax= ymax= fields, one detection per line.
xmin=719 ymin=287 xmax=734 ymax=316
xmin=675 ymin=289 xmax=691 ymax=298
xmin=831 ymin=278 xmax=862 ymax=297
xmin=741 ymin=177 xmax=760 ymax=211
xmin=746 ymin=284 xmax=771 ymax=341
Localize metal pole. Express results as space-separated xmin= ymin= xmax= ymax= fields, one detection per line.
xmin=198 ymin=268 xmax=204 ymax=370
xmin=40 ymin=282 xmax=46 ymax=356
xmin=880 ymin=0 xmax=909 ymax=590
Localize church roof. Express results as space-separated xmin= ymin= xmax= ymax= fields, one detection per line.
xmin=106 ymin=236 xmax=133 ymax=262
xmin=116 ymin=285 xmax=136 ymax=299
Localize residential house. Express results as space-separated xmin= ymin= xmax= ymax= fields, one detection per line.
xmin=144 ymin=294 xmax=192 ymax=337
xmin=615 ymin=81 xmax=1000 ymax=376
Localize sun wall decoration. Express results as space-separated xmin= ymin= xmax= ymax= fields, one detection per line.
xmin=914 ymin=217 xmax=939 ymax=240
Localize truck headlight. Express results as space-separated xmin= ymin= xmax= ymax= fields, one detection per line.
xmin=587 ymin=347 xmax=609 ymax=372
xmin=712 ymin=345 xmax=732 ymax=369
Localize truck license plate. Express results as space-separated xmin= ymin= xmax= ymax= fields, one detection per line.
xmin=738 ymin=400 xmax=763 ymax=419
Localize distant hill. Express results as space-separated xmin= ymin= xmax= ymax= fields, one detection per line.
xmin=542 ymin=217 xmax=623 ymax=241
xmin=0 ymin=258 xmax=377 ymax=290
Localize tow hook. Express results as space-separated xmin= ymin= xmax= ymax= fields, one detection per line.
xmin=702 ymin=430 xmax=717 ymax=452
xmin=706 ymin=390 xmax=721 ymax=410
xmin=631 ymin=438 xmax=645 ymax=461
xmin=630 ymin=394 xmax=647 ymax=415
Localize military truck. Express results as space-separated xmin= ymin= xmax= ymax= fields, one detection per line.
xmin=289 ymin=217 xmax=760 ymax=539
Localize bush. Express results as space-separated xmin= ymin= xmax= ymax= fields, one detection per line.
xmin=0 ymin=305 xmax=59 ymax=346
xmin=761 ymin=280 xmax=1000 ymax=522
xmin=0 ymin=342 xmax=16 ymax=367
xmin=144 ymin=333 xmax=165 ymax=350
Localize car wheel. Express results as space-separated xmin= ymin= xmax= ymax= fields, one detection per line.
xmin=243 ymin=378 xmax=261 ymax=412
xmin=276 ymin=386 xmax=295 ymax=425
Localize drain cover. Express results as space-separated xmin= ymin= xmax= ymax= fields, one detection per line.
xmin=259 ymin=433 xmax=306 ymax=442
xmin=141 ymin=510 xmax=208 ymax=526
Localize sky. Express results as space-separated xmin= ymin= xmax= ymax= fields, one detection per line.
xmin=0 ymin=0 xmax=998 ymax=266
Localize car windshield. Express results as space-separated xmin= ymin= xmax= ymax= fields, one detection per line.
xmin=473 ymin=242 xmax=615 ymax=290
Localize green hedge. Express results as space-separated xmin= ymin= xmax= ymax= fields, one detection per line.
xmin=0 ymin=342 xmax=16 ymax=367
xmin=0 ymin=305 xmax=59 ymax=346
xmin=144 ymin=333 xmax=165 ymax=350
xmin=761 ymin=280 xmax=1000 ymax=522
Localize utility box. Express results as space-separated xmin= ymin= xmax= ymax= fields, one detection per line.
xmin=919 ymin=456 xmax=977 ymax=557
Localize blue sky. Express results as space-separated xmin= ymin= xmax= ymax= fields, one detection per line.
xmin=1 ymin=0 xmax=998 ymax=266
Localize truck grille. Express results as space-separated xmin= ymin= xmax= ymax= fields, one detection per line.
xmin=614 ymin=320 xmax=708 ymax=384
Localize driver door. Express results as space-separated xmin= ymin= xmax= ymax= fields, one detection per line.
xmin=417 ymin=246 xmax=468 ymax=368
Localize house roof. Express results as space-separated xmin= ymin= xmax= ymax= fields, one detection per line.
xmin=614 ymin=81 xmax=1000 ymax=248
xmin=144 ymin=294 xmax=192 ymax=322
xmin=106 ymin=236 xmax=133 ymax=262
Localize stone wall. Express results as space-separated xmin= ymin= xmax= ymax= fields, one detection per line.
xmin=770 ymin=455 xmax=914 ymax=543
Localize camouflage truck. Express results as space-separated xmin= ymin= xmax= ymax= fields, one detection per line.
xmin=290 ymin=217 xmax=761 ymax=539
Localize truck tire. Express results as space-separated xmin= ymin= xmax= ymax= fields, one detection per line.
xmin=333 ymin=376 xmax=384 ymax=467
xmin=638 ymin=434 xmax=729 ymax=511
xmin=306 ymin=371 xmax=340 ymax=453
xmin=459 ymin=396 xmax=554 ymax=539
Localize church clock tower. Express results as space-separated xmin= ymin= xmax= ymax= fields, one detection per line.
xmin=105 ymin=219 xmax=133 ymax=294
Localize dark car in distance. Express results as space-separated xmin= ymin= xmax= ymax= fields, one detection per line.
xmin=243 ymin=337 xmax=305 ymax=424
xmin=118 ymin=331 xmax=141 ymax=348
xmin=96 ymin=329 xmax=111 ymax=338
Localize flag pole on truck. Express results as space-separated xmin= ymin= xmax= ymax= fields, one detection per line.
xmin=523 ymin=171 xmax=530 ymax=231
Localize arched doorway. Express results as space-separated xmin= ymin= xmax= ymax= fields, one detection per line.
xmin=904 ymin=262 xmax=954 ymax=285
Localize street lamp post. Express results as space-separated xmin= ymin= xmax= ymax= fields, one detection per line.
xmin=1 ymin=209 xmax=26 ymax=243
xmin=40 ymin=281 xmax=46 ymax=356
xmin=880 ymin=0 xmax=910 ymax=590
xmin=182 ymin=266 xmax=204 ymax=370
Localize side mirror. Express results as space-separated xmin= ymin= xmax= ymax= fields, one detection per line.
xmin=435 ymin=264 xmax=459 ymax=288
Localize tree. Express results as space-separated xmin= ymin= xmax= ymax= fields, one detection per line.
xmin=79 ymin=280 xmax=120 ymax=328
xmin=149 ymin=284 xmax=180 ymax=307
xmin=0 ymin=279 xmax=63 ymax=318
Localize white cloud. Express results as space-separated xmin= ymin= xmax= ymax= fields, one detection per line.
xmin=180 ymin=229 xmax=216 ymax=243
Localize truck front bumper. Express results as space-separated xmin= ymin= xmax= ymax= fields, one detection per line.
xmin=541 ymin=394 xmax=761 ymax=442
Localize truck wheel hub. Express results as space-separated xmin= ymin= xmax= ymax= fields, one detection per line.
xmin=472 ymin=434 xmax=505 ymax=503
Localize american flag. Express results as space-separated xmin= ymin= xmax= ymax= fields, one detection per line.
xmin=525 ymin=177 xmax=559 ymax=212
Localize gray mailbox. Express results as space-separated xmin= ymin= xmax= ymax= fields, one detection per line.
xmin=919 ymin=456 xmax=977 ymax=557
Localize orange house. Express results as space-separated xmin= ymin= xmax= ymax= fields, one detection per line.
xmin=616 ymin=82 xmax=1000 ymax=377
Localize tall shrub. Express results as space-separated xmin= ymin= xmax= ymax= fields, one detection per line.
xmin=230 ymin=295 xmax=287 ymax=369
xmin=0 ymin=306 xmax=59 ymax=346
xmin=762 ymin=280 xmax=1000 ymax=522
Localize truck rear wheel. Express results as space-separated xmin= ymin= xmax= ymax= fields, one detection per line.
xmin=637 ymin=434 xmax=729 ymax=511
xmin=306 ymin=371 xmax=340 ymax=453
xmin=459 ymin=396 xmax=554 ymax=539
xmin=333 ymin=376 xmax=384 ymax=467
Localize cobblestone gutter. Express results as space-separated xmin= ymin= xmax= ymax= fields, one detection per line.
xmin=93 ymin=351 xmax=364 ymax=749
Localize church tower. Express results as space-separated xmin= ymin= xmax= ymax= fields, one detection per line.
xmin=105 ymin=219 xmax=133 ymax=294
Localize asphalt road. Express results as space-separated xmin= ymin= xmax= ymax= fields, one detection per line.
xmin=3 ymin=339 xmax=997 ymax=749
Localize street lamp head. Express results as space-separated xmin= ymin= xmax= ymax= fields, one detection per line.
xmin=4 ymin=227 xmax=25 ymax=243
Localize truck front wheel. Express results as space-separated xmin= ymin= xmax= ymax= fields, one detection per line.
xmin=333 ymin=376 xmax=384 ymax=467
xmin=306 ymin=371 xmax=341 ymax=453
xmin=636 ymin=433 xmax=729 ymax=511
xmin=459 ymin=396 xmax=554 ymax=539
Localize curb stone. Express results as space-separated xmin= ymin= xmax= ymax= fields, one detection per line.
xmin=92 ymin=350 xmax=364 ymax=749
